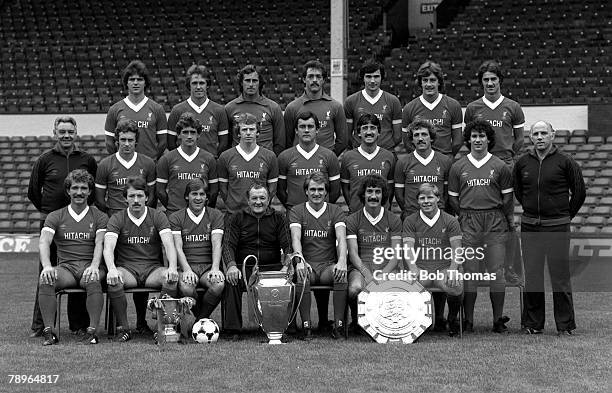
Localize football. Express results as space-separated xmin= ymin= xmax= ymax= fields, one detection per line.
xmin=191 ymin=318 xmax=220 ymax=343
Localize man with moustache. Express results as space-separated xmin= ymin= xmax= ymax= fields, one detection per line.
xmin=340 ymin=113 xmax=395 ymax=214
xmin=157 ymin=112 xmax=218 ymax=214
xmin=221 ymin=184 xmax=293 ymax=339
xmin=284 ymin=60 xmax=347 ymax=156
xmin=278 ymin=111 xmax=340 ymax=211
xmin=346 ymin=174 xmax=402 ymax=330
xmin=36 ymin=170 xmax=108 ymax=346
xmin=289 ymin=172 xmax=347 ymax=339
xmin=448 ymin=120 xmax=514 ymax=333
xmin=167 ymin=65 xmax=230 ymax=157
xmin=225 ymin=65 xmax=285 ymax=155
xmin=345 ymin=59 xmax=402 ymax=151
xmin=402 ymin=61 xmax=463 ymax=157
xmin=96 ymin=119 xmax=157 ymax=335
xmin=514 ymin=121 xmax=585 ymax=335
xmin=103 ymin=176 xmax=179 ymax=342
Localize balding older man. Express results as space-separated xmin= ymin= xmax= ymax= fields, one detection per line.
xmin=513 ymin=120 xmax=585 ymax=335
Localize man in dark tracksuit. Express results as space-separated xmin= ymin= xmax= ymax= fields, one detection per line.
xmin=27 ymin=116 xmax=98 ymax=337
xmin=221 ymin=183 xmax=292 ymax=338
xmin=513 ymin=120 xmax=585 ymax=335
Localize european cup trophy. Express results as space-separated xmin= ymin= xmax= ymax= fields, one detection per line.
xmin=243 ymin=254 xmax=299 ymax=344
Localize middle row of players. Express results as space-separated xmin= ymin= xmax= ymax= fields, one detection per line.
xmin=99 ymin=109 xmax=457 ymax=218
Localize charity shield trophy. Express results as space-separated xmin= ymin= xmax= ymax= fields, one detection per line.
xmin=358 ymin=279 xmax=433 ymax=344
xmin=243 ymin=253 xmax=305 ymax=344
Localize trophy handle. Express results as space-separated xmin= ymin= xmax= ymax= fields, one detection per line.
xmin=286 ymin=252 xmax=308 ymax=326
xmin=242 ymin=255 xmax=265 ymax=329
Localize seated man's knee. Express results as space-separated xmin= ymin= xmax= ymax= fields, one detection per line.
xmin=208 ymin=280 xmax=225 ymax=296
xmin=179 ymin=281 xmax=197 ymax=298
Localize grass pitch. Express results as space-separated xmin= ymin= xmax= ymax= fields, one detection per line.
xmin=1 ymin=253 xmax=610 ymax=393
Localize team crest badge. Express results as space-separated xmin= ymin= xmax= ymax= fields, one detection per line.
xmin=326 ymin=111 xmax=331 ymax=120
xmin=489 ymin=169 xmax=495 ymax=178
xmin=261 ymin=113 xmax=267 ymax=121
xmin=147 ymin=112 xmax=152 ymax=120
xmin=209 ymin=115 xmax=214 ymax=124
xmin=259 ymin=162 xmax=264 ymax=169
xmin=201 ymin=164 xmax=206 ymax=171
xmin=502 ymin=111 xmax=508 ymax=121
xmin=436 ymin=166 xmax=441 ymax=175
xmin=382 ymin=105 xmax=388 ymax=112
xmin=139 ymin=169 xmax=144 ymax=175
xmin=89 ymin=223 xmax=94 ymax=229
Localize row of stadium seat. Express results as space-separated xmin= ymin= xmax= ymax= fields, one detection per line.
xmin=1 ymin=0 xmax=610 ymax=112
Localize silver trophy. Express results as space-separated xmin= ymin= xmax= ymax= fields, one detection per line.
xmin=147 ymin=295 xmax=195 ymax=345
xmin=243 ymin=254 xmax=301 ymax=344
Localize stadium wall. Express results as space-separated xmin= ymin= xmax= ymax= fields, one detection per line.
xmin=0 ymin=105 xmax=589 ymax=137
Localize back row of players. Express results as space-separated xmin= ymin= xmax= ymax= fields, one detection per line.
xmin=31 ymin=57 xmax=530 ymax=345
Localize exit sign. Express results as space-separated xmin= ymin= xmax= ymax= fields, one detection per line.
xmin=421 ymin=3 xmax=438 ymax=13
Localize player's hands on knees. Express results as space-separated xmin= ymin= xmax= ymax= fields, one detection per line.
xmin=333 ymin=262 xmax=347 ymax=282
xmin=207 ymin=269 xmax=225 ymax=284
xmin=166 ymin=268 xmax=179 ymax=283
xmin=106 ymin=268 xmax=123 ymax=286
xmin=40 ymin=267 xmax=57 ymax=285
xmin=83 ymin=266 xmax=99 ymax=283
xmin=226 ymin=266 xmax=242 ymax=286
xmin=182 ymin=270 xmax=198 ymax=286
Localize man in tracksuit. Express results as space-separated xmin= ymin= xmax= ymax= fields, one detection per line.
xmin=513 ymin=120 xmax=586 ymax=335
xmin=221 ymin=183 xmax=293 ymax=339
xmin=27 ymin=116 xmax=97 ymax=337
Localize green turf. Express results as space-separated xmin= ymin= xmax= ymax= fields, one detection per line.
xmin=1 ymin=253 xmax=610 ymax=393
